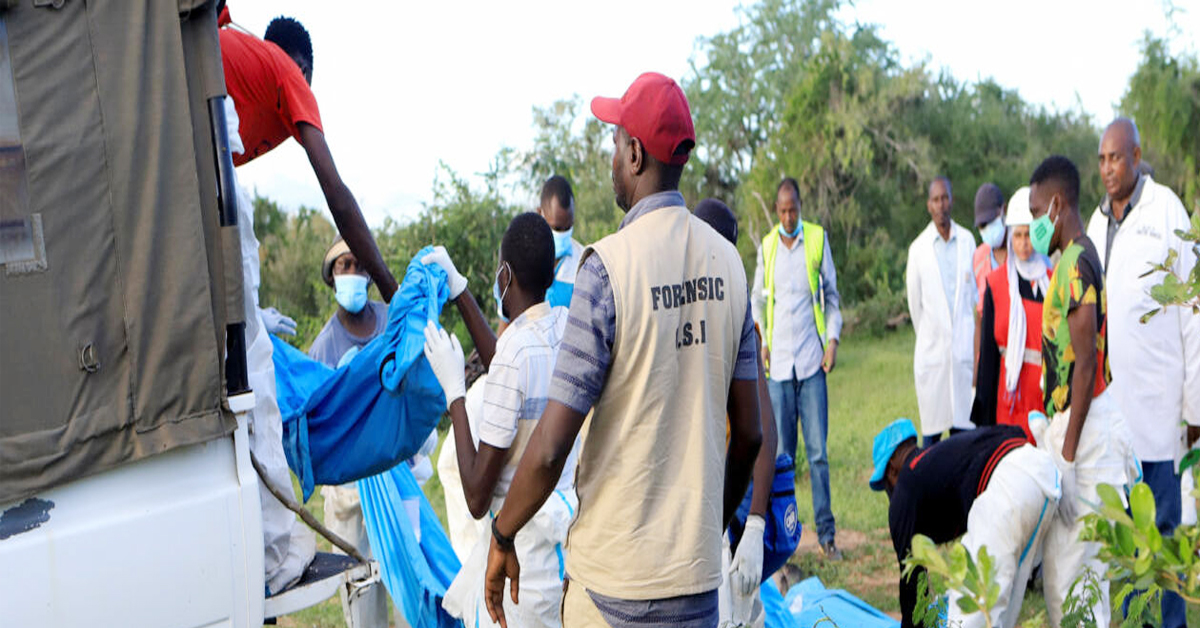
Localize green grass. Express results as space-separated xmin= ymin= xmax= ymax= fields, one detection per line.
xmin=275 ymin=329 xmax=1199 ymax=626
xmin=780 ymin=329 xmax=917 ymax=618
xmin=812 ymin=327 xmax=920 ymax=534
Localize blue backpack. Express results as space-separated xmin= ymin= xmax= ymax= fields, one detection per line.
xmin=728 ymin=454 xmax=802 ymax=581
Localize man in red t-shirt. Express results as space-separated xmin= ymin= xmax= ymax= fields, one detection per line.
xmin=216 ymin=9 xmax=401 ymax=599
xmin=219 ymin=12 xmax=397 ymax=299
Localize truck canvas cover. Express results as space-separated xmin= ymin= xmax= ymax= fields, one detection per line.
xmin=0 ymin=0 xmax=237 ymax=504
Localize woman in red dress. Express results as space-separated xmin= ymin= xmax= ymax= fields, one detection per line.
xmin=969 ymin=187 xmax=1052 ymax=441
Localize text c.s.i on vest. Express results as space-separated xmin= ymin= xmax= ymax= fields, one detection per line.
xmin=651 ymin=275 xmax=726 ymax=349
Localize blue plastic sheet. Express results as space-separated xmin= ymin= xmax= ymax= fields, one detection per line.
xmin=768 ymin=577 xmax=899 ymax=628
xmin=761 ymin=579 xmax=794 ymax=628
xmin=271 ymin=247 xmax=450 ymax=500
xmin=359 ymin=463 xmax=461 ymax=628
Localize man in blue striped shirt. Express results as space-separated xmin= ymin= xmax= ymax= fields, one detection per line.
xmin=482 ymin=72 xmax=762 ymax=628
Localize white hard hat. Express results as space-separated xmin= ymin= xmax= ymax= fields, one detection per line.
xmin=1006 ymin=186 xmax=1033 ymax=226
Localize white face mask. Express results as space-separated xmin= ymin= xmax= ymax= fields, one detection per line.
xmin=493 ymin=262 xmax=512 ymax=322
xmin=980 ymin=215 xmax=1006 ymax=249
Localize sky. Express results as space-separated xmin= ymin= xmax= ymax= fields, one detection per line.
xmin=227 ymin=0 xmax=1197 ymax=227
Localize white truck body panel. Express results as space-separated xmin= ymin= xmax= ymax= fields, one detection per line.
xmin=0 ymin=406 xmax=265 ymax=628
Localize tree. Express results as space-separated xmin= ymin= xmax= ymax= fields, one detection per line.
xmin=257 ymin=0 xmax=1116 ymax=338
xmin=1120 ymin=35 xmax=1200 ymax=213
xmin=506 ymin=97 xmax=622 ymax=244
xmin=682 ymin=0 xmax=843 ymax=204
xmin=1121 ymin=35 xmax=1200 ymax=320
xmin=255 ymin=196 xmax=338 ymax=349
xmin=374 ymin=162 xmax=517 ymax=353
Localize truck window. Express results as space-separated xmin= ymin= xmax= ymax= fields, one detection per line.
xmin=0 ymin=17 xmax=44 ymax=275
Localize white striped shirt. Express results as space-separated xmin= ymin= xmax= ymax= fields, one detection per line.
xmin=478 ymin=301 xmax=575 ymax=498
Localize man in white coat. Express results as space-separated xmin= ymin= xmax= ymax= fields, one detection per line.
xmin=906 ymin=177 xmax=978 ymax=444
xmin=1086 ymin=117 xmax=1200 ymax=628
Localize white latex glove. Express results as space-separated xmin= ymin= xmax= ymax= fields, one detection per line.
xmin=423 ymin=322 xmax=466 ymax=408
xmin=1059 ymin=460 xmax=1081 ymax=522
xmin=730 ymin=515 xmax=765 ymax=624
xmin=421 ymin=245 xmax=468 ymax=299
xmin=260 ymin=306 xmax=297 ymax=336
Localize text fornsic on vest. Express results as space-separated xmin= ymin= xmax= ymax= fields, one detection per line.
xmin=651 ymin=276 xmax=726 ymax=310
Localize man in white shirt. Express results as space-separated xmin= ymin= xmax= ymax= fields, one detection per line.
xmin=425 ymin=213 xmax=577 ymax=627
xmin=1086 ymin=117 xmax=1200 ymax=628
xmin=906 ymin=177 xmax=978 ymax=444
xmin=751 ymin=177 xmax=843 ymax=560
xmin=496 ymin=176 xmax=585 ymax=333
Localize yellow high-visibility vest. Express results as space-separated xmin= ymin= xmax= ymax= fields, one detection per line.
xmin=761 ymin=221 xmax=826 ymax=377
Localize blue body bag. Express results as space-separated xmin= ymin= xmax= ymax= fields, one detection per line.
xmin=271 ymin=247 xmax=450 ymax=501
xmin=728 ymin=453 xmax=802 ymax=580
xmin=358 ymin=463 xmax=461 ymax=628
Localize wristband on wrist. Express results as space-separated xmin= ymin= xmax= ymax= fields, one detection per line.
xmin=492 ymin=516 xmax=515 ymax=551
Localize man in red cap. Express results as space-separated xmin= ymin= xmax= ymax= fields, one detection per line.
xmin=481 ymin=72 xmax=762 ymax=628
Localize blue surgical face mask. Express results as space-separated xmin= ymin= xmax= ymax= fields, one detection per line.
xmin=779 ymin=222 xmax=801 ymax=239
xmin=334 ymin=274 xmax=369 ymax=314
xmin=980 ymin=215 xmax=1006 ymax=249
xmin=552 ymin=226 xmax=574 ymax=259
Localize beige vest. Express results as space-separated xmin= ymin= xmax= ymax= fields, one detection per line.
xmin=564 ymin=205 xmax=748 ymax=599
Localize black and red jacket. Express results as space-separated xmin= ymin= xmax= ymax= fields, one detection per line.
xmin=888 ymin=425 xmax=1028 ymax=628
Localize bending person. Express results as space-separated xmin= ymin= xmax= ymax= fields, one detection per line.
xmin=216 ymin=8 xmax=404 ymax=592
xmin=424 ymin=214 xmax=577 ymax=627
xmin=872 ymin=419 xmax=1059 ymax=628
xmin=219 ymin=9 xmax=396 ymax=298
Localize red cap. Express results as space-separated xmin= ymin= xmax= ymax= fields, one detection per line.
xmin=591 ymin=72 xmax=695 ymax=166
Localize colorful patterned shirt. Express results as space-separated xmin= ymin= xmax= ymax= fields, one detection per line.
xmin=1041 ymin=239 xmax=1110 ymax=416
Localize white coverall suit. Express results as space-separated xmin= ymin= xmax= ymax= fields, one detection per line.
xmin=949 ymin=445 xmax=1061 ymax=628
xmin=225 ymin=97 xmax=316 ymax=595
xmin=1031 ymin=400 xmax=1139 ymax=627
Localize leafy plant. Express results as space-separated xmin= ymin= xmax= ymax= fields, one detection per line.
xmin=1082 ymin=482 xmax=1200 ymax=610
xmin=1140 ymin=209 xmax=1200 ymax=322
xmin=903 ymin=535 xmax=1000 ymax=628
xmin=1059 ymin=566 xmax=1104 ymax=628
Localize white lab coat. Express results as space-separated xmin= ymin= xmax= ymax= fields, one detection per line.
xmin=906 ymin=221 xmax=977 ymax=436
xmin=1086 ymin=176 xmax=1200 ymax=465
